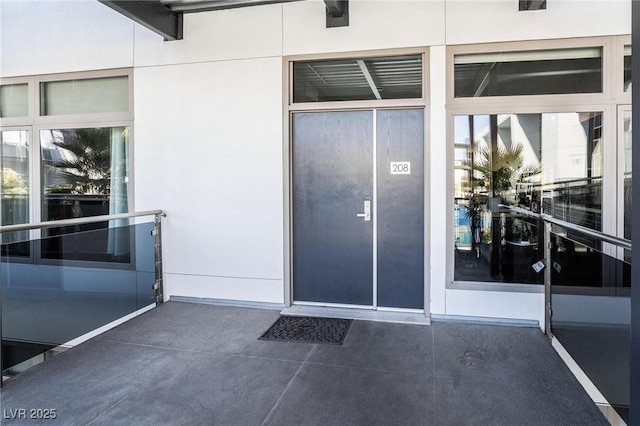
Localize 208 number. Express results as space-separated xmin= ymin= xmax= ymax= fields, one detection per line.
xmin=390 ymin=162 xmax=410 ymax=175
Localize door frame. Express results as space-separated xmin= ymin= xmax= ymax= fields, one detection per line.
xmin=282 ymin=47 xmax=430 ymax=315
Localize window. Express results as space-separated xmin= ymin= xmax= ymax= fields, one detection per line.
xmin=293 ymin=54 xmax=422 ymax=103
xmin=454 ymin=113 xmax=602 ymax=284
xmin=40 ymin=76 xmax=128 ymax=116
xmin=39 ymin=126 xmax=130 ymax=262
xmin=0 ymin=84 xmax=28 ymax=117
xmin=0 ymin=71 xmax=132 ymax=262
xmin=1 ymin=130 xmax=30 ymax=253
xmin=450 ymin=37 xmax=630 ymax=287
xmin=41 ymin=126 xmax=129 ymax=221
xmin=454 ymin=47 xmax=602 ymax=97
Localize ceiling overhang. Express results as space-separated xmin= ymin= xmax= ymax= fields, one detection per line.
xmin=323 ymin=0 xmax=348 ymax=28
xmin=163 ymin=0 xmax=304 ymax=13
xmin=99 ymin=0 xmax=351 ymax=40
xmin=99 ymin=0 xmax=183 ymax=41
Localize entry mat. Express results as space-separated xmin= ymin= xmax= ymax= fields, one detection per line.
xmin=259 ymin=316 xmax=352 ymax=345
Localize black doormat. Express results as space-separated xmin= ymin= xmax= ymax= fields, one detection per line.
xmin=259 ymin=316 xmax=352 ymax=345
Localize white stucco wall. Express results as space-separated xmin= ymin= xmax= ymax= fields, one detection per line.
xmin=133 ymin=5 xmax=283 ymax=66
xmin=130 ymin=5 xmax=286 ymax=304
xmin=428 ymin=45 xmax=448 ymax=315
xmin=282 ymin=0 xmax=446 ymax=55
xmin=0 ymin=0 xmax=632 ymax=324
xmin=445 ymin=0 xmax=630 ymax=45
xmin=134 ymin=58 xmax=285 ymax=304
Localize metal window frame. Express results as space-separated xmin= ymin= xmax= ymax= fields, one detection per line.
xmin=616 ymin=104 xmax=632 ymax=263
xmin=612 ymin=35 xmax=632 ymax=101
xmin=446 ymin=36 xmax=631 ymax=296
xmin=447 ymin=36 xmax=614 ymax=108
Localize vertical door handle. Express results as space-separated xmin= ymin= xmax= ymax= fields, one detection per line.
xmin=356 ymin=200 xmax=371 ymax=222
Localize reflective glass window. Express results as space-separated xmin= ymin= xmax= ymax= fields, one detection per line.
xmin=454 ymin=48 xmax=602 ymax=97
xmin=1 ymin=130 xmax=30 ymax=254
xmin=40 ymin=127 xmax=129 ymax=221
xmin=40 ymin=127 xmax=130 ymax=261
xmin=453 ymin=112 xmax=603 ymax=284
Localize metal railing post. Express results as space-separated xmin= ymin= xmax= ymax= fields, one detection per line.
xmin=153 ymin=213 xmax=165 ymax=304
xmin=544 ymin=220 xmax=553 ymax=338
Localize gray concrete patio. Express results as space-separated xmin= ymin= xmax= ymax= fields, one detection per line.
xmin=0 ymin=301 xmax=607 ymax=425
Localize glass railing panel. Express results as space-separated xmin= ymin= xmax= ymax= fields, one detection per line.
xmin=550 ymin=228 xmax=630 ymax=424
xmin=1 ymin=218 xmax=157 ymax=379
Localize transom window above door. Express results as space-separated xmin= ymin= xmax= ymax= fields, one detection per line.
xmin=292 ymin=54 xmax=423 ymax=103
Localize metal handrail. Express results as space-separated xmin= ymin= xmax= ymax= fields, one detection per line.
xmin=0 ymin=210 xmax=165 ymax=234
xmin=543 ymin=215 xmax=631 ymax=250
xmin=497 ymin=204 xmax=631 ymax=250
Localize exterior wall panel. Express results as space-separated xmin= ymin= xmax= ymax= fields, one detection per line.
xmin=165 ymin=273 xmax=284 ymax=305
xmin=282 ymin=0 xmax=446 ymax=56
xmin=134 ymin=58 xmax=284 ymax=303
xmin=445 ymin=289 xmax=545 ymax=326
xmin=134 ymin=5 xmax=284 ymax=67
xmin=446 ymin=0 xmax=631 ymax=45
xmin=0 ymin=0 xmax=135 ymax=77
xmin=429 ymin=45 xmax=448 ymax=315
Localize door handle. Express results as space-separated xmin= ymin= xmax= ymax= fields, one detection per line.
xmin=356 ymin=200 xmax=371 ymax=222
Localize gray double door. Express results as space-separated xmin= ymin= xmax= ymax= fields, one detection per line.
xmin=292 ymin=109 xmax=424 ymax=309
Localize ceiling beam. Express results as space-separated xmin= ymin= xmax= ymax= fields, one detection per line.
xmin=519 ymin=0 xmax=546 ymax=11
xmin=99 ymin=0 xmax=183 ymax=41
xmin=357 ymin=59 xmax=382 ymax=100
xmin=324 ymin=0 xmax=344 ymax=17
xmin=168 ymin=0 xmax=304 ymax=13
xmin=324 ymin=0 xmax=349 ymax=28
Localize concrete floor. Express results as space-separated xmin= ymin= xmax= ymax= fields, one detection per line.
xmin=1 ymin=301 xmax=608 ymax=425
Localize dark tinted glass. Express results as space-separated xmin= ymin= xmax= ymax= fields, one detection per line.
xmin=1 ymin=221 xmax=156 ymax=377
xmin=453 ymin=112 xmax=603 ymax=284
xmin=550 ymin=232 xmax=630 ymax=423
xmin=293 ymin=55 xmax=422 ymax=102
xmin=455 ymin=47 xmax=602 ymax=97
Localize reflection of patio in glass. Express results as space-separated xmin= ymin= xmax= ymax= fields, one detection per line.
xmin=454 ymin=113 xmax=603 ymax=285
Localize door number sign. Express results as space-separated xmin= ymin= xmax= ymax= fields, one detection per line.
xmin=390 ymin=161 xmax=410 ymax=175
